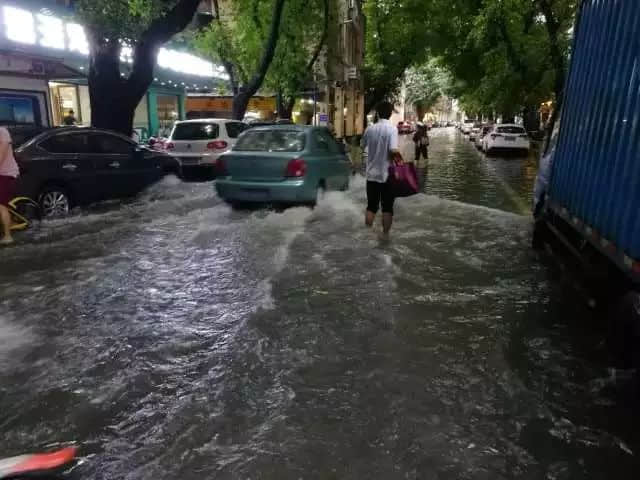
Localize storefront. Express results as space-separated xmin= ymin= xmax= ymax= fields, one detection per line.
xmin=0 ymin=0 xmax=226 ymax=138
xmin=0 ymin=50 xmax=84 ymax=128
xmin=43 ymin=79 xmax=184 ymax=141
xmin=185 ymin=95 xmax=276 ymax=121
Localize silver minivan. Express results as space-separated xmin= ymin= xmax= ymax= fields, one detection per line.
xmin=165 ymin=119 xmax=248 ymax=170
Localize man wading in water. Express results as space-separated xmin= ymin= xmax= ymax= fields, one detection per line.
xmin=361 ymin=101 xmax=403 ymax=238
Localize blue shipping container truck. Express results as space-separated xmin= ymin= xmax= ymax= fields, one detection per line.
xmin=535 ymin=0 xmax=640 ymax=363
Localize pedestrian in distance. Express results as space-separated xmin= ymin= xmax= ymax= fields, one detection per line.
xmin=0 ymin=126 xmax=19 ymax=245
xmin=63 ymin=109 xmax=76 ymax=126
xmin=413 ymin=122 xmax=429 ymax=163
xmin=360 ymin=101 xmax=403 ymax=239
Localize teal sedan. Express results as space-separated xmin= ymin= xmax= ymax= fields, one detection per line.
xmin=214 ymin=126 xmax=351 ymax=205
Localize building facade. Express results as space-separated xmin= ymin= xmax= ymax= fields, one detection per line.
xmin=315 ymin=0 xmax=365 ymax=139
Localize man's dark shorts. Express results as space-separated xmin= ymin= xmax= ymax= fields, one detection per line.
xmin=0 ymin=175 xmax=16 ymax=207
xmin=367 ymin=180 xmax=395 ymax=215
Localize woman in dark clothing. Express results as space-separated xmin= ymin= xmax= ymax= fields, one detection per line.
xmin=413 ymin=122 xmax=429 ymax=162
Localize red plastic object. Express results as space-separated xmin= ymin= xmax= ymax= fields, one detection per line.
xmin=1 ymin=447 xmax=77 ymax=478
xmin=388 ymin=163 xmax=419 ymax=198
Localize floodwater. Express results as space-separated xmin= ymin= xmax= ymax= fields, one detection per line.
xmin=1 ymin=128 xmax=638 ymax=479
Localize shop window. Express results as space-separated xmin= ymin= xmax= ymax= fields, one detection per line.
xmin=0 ymin=94 xmax=40 ymax=125
xmin=157 ymin=94 xmax=179 ymax=137
xmin=50 ymin=83 xmax=80 ymax=126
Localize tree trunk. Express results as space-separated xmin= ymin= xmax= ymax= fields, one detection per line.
xmin=88 ymin=43 xmax=138 ymax=135
xmin=86 ymin=0 xmax=201 ymax=135
xmin=231 ymin=0 xmax=287 ymax=120
xmin=522 ymin=105 xmax=540 ymax=132
xmin=277 ymin=94 xmax=295 ymax=119
xmin=538 ymin=0 xmax=566 ymax=149
xmin=232 ymin=89 xmax=252 ymax=120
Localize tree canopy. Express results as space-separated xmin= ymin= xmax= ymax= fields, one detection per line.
xmin=363 ymin=0 xmax=578 ymax=123
xmin=362 ymin=0 xmax=441 ymax=114
xmin=195 ymin=0 xmax=328 ymax=119
xmin=404 ymin=60 xmax=453 ymax=114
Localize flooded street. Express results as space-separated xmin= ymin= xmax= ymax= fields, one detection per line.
xmin=1 ymin=127 xmax=638 ymax=479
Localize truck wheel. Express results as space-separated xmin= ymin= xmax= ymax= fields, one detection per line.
xmin=608 ymin=291 xmax=640 ymax=370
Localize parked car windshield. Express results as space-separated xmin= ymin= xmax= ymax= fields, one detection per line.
xmin=234 ymin=130 xmax=306 ymax=152
xmin=172 ymin=123 xmax=220 ymax=140
xmin=497 ymin=126 xmax=526 ymax=134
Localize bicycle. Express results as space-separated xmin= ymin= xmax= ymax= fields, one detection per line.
xmin=7 ymin=196 xmax=41 ymax=231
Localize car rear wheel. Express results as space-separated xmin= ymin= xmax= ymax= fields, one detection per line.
xmin=39 ymin=186 xmax=71 ymax=218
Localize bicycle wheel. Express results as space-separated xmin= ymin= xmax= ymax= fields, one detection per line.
xmin=9 ymin=197 xmax=41 ymax=230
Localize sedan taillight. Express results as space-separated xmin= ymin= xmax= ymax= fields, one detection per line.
xmin=165 ymin=142 xmax=175 ymax=150
xmin=285 ymin=158 xmax=307 ymax=177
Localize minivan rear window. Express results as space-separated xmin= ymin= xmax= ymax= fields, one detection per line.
xmin=234 ymin=130 xmax=306 ymax=152
xmin=172 ymin=123 xmax=219 ymax=140
xmin=497 ymin=126 xmax=526 ymax=134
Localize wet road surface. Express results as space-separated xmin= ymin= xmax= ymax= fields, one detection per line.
xmin=1 ymin=127 xmax=638 ymax=479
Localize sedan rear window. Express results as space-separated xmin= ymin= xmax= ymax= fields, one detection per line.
xmin=172 ymin=123 xmax=219 ymax=140
xmin=497 ymin=126 xmax=526 ymax=134
xmin=234 ymin=130 xmax=306 ymax=152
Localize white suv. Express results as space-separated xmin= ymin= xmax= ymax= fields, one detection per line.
xmin=461 ymin=122 xmax=474 ymax=134
xmin=165 ymin=119 xmax=248 ymax=170
xmin=483 ymin=124 xmax=530 ymax=155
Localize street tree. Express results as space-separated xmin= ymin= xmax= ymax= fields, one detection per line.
xmin=195 ymin=0 xmax=289 ymax=120
xmin=362 ymin=0 xmax=439 ymax=115
xmin=404 ymin=60 xmax=453 ymax=120
xmin=74 ymin=0 xmax=203 ymax=135
xmin=266 ymin=0 xmax=329 ymax=119
xmin=427 ymin=0 xmax=576 ymax=125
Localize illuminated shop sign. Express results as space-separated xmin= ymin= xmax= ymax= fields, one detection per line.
xmin=1 ymin=5 xmax=224 ymax=79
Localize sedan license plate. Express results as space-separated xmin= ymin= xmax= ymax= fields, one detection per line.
xmin=179 ymin=157 xmax=201 ymax=165
xmin=504 ymin=137 xmax=516 ymax=142
xmin=242 ymin=189 xmax=269 ymax=201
